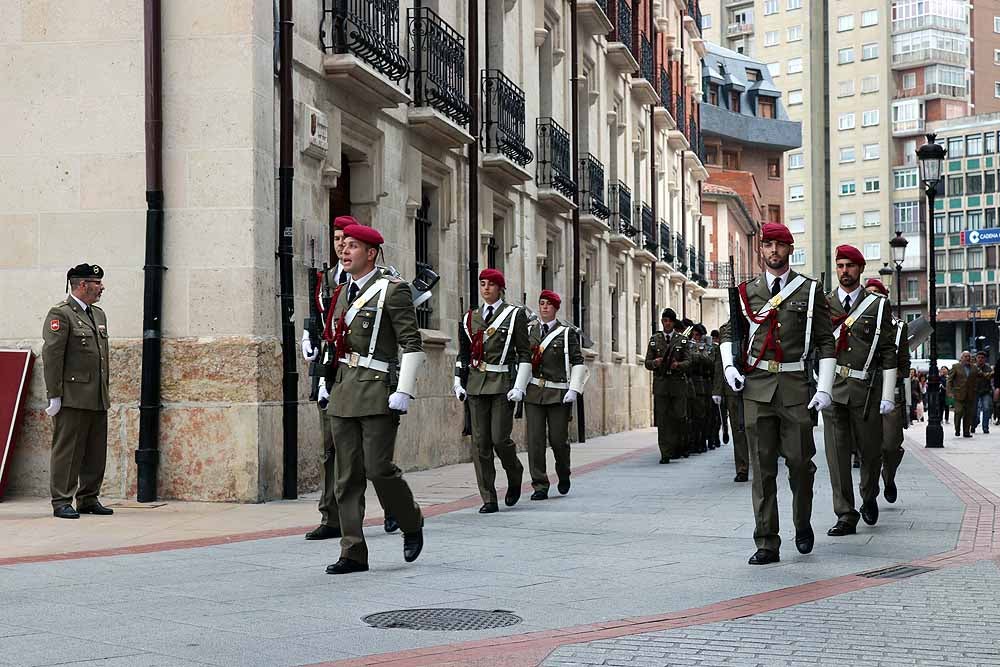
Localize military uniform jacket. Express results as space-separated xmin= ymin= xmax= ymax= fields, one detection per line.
xmin=42 ymin=299 xmax=111 ymax=411
xmin=721 ymin=271 xmax=835 ymax=407
xmin=712 ymin=345 xmax=732 ymax=397
xmin=827 ymin=290 xmax=897 ymax=407
xmin=644 ymin=331 xmax=691 ymax=398
xmin=524 ymin=319 xmax=584 ymax=405
xmin=326 ymin=269 xmax=423 ymax=418
xmin=687 ymin=339 xmax=714 ymax=396
xmin=948 ymin=363 xmax=981 ymax=402
xmin=456 ymin=303 xmax=530 ymax=396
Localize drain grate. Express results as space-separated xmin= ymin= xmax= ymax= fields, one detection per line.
xmin=858 ymin=564 xmax=937 ymax=579
xmin=362 ymin=608 xmax=523 ymax=631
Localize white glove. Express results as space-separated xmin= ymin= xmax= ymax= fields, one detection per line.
xmin=318 ymin=383 xmax=329 ymax=404
xmin=301 ymin=330 xmax=318 ymax=361
xmin=879 ymin=399 xmax=895 ymax=415
xmin=712 ymin=395 xmax=722 ymax=405
xmin=562 ymin=389 xmax=579 ymax=404
xmin=807 ymin=391 xmax=832 ymax=411
xmin=453 ymin=376 xmax=466 ymax=401
xmin=45 ymin=397 xmax=61 ymax=417
xmin=388 ymin=391 xmax=410 ymax=412
xmin=507 ymin=387 xmax=525 ymax=402
xmin=724 ymin=366 xmax=745 ymax=392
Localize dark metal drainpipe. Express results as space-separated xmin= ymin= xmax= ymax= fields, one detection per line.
xmin=649 ymin=1 xmax=657 ymax=332
xmin=468 ymin=0 xmax=480 ymax=309
xmin=679 ymin=21 xmax=686 ymax=319
xmin=136 ymin=0 xmax=164 ymax=502
xmin=278 ymin=0 xmax=298 ymax=499
xmin=569 ymin=0 xmax=585 ymax=442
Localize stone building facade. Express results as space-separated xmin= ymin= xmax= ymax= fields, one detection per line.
xmin=0 ymin=0 xmax=706 ymax=502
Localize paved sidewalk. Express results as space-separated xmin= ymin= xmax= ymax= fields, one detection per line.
xmin=0 ymin=422 xmax=976 ymax=667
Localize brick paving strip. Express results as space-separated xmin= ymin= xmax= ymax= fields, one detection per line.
xmin=308 ymin=434 xmax=1000 ymax=667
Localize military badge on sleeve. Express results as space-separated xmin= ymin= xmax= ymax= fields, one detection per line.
xmin=50 ymin=319 xmax=60 ymax=332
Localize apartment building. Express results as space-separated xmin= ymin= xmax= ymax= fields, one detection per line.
xmin=0 ymin=0 xmax=707 ymax=501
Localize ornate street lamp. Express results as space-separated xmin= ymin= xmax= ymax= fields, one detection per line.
xmin=890 ymin=231 xmax=908 ymax=321
xmin=917 ymin=134 xmax=946 ymax=449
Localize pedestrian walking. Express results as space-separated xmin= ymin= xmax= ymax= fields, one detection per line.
xmin=973 ymin=351 xmax=993 ymax=434
xmin=644 ymin=308 xmax=691 ymax=464
xmin=948 ymin=352 xmax=981 ymax=439
xmin=322 ymin=224 xmax=425 ymax=574
xmin=721 ymin=223 xmax=836 ymax=565
xmin=42 ymin=264 xmax=114 ymax=519
xmin=940 ymin=367 xmax=950 ymax=424
xmin=524 ymin=290 xmax=588 ymax=500
xmin=454 ymin=269 xmax=531 ymax=513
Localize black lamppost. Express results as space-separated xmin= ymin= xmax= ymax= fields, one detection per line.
xmin=917 ymin=133 xmax=946 ymax=448
xmin=879 ymin=262 xmax=894 ymax=297
xmin=890 ymin=231 xmax=908 ymax=321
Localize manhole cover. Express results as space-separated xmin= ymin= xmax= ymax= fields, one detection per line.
xmin=858 ymin=564 xmax=937 ymax=579
xmin=362 ymin=608 xmax=522 ymax=631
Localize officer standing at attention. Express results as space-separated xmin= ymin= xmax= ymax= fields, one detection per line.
xmin=644 ymin=308 xmax=691 ymax=464
xmin=864 ymin=278 xmax=910 ymax=505
xmin=721 ymin=223 xmax=836 ymax=564
xmin=713 ymin=341 xmax=749 ymax=482
xmin=42 ymin=264 xmax=114 ymax=519
xmin=453 ymin=269 xmax=532 ymax=513
xmin=824 ymin=245 xmax=897 ymax=537
xmin=302 ymin=216 xmax=398 ymax=541
xmin=322 ymin=224 xmax=425 ymax=575
xmin=524 ymin=290 xmax=588 ymax=500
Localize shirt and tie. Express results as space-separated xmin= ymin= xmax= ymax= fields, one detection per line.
xmin=764 ymin=269 xmax=790 ymax=298
xmin=346 ymin=267 xmax=379 ymax=304
xmin=70 ymin=294 xmax=97 ymax=327
xmin=836 ymin=285 xmax=863 ymax=313
xmin=482 ymin=300 xmax=505 ymax=323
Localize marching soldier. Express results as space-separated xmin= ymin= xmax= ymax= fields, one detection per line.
xmin=721 ymin=223 xmax=836 ymax=564
xmin=453 ymin=269 xmax=532 ymax=513
xmin=704 ymin=327 xmax=722 ymax=450
xmin=824 ymin=246 xmax=898 ymax=537
xmin=680 ymin=318 xmax=700 ymax=455
xmin=713 ymin=347 xmax=748 ymax=482
xmin=322 ymin=224 xmax=424 ymax=574
xmin=524 ymin=290 xmax=588 ymax=500
xmin=644 ymin=308 xmax=691 ymax=464
xmin=865 ymin=279 xmax=909 ymax=505
xmin=42 ymin=264 xmax=115 ymax=519
xmin=688 ymin=323 xmax=713 ymax=453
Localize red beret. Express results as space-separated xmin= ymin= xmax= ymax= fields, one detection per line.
xmin=761 ymin=223 xmax=794 ymax=245
xmin=865 ymin=278 xmax=888 ymax=296
xmin=836 ymin=244 xmax=866 ymax=266
xmin=479 ymin=268 xmax=505 ymax=288
xmin=539 ymin=289 xmax=561 ymax=309
xmin=333 ymin=215 xmax=358 ymax=230
xmin=343 ymin=224 xmax=384 ymax=246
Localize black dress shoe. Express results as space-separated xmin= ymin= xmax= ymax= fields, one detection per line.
xmin=748 ymin=549 xmax=780 ymax=565
xmin=884 ymin=481 xmax=898 ymax=504
xmin=53 ymin=505 xmax=80 ymax=519
xmin=325 ymin=558 xmax=369 ymax=575
xmin=479 ymin=502 xmax=499 ymax=514
xmin=77 ymin=502 xmax=113 ymax=515
xmin=403 ymin=528 xmax=424 ymax=563
xmin=964 ymin=434 xmax=973 ymax=438
xmin=827 ymin=521 xmax=856 ymax=536
xmin=795 ymin=526 xmax=814 ymax=554
xmin=305 ymin=524 xmax=341 ymax=540
xmin=557 ymin=478 xmax=570 ymax=495
xmin=861 ymin=498 xmax=879 ymax=525
xmin=530 ymin=490 xmax=548 ymax=501
xmin=383 ymin=514 xmax=400 ymax=534
xmin=734 ymin=472 xmax=749 ymax=483
xmin=504 ymin=488 xmax=520 ymax=507
xmin=659 ymin=456 xmax=670 ymax=464
xmin=681 ymin=451 xmax=689 ymax=458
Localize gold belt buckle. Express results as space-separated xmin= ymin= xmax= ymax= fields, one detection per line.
xmin=538 ymin=378 xmax=546 ymax=388
xmin=838 ymin=366 xmax=850 ymax=378
xmin=348 ymin=352 xmax=360 ymax=368
xmin=767 ymin=360 xmax=780 ymax=373
xmin=479 ymin=364 xmax=487 ymax=372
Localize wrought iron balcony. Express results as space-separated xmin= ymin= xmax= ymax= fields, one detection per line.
xmin=659 ymin=68 xmax=672 ymax=109
xmin=697 ymin=251 xmax=706 ymax=282
xmin=609 ymin=0 xmax=632 ymax=44
xmin=659 ymin=222 xmax=673 ymax=262
xmin=675 ymin=234 xmax=687 ymax=272
xmin=321 ymin=0 xmax=409 ymax=83
xmin=687 ymin=0 xmax=703 ymax=36
xmin=610 ymin=181 xmax=637 ymax=237
xmin=536 ymin=118 xmax=576 ymax=200
xmin=579 ymin=154 xmax=610 ymax=220
xmin=482 ymin=70 xmax=533 ymax=166
xmin=675 ymin=94 xmax=686 ymax=135
xmin=637 ymin=33 xmax=654 ymax=83
xmin=707 ymin=260 xmax=757 ymax=289
xmin=688 ymin=246 xmax=698 ymax=279
xmin=640 ymin=204 xmax=656 ymax=252
xmin=408 ymin=7 xmax=472 ymax=126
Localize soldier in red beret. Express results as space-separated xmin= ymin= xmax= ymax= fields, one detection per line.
xmin=523 ymin=290 xmax=588 ymax=499
xmin=721 ymin=223 xmax=836 ymax=564
xmin=454 ymin=269 xmax=532 ymax=513
xmin=321 ymin=224 xmax=425 ymax=574
xmin=823 ymin=244 xmax=898 ymax=538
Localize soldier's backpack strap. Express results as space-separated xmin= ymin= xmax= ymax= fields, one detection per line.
xmin=741 ymin=274 xmax=806 ymax=368
xmin=859 ymin=296 xmax=887 ymax=378
xmin=367 ymin=279 xmax=392 ymax=357
xmin=800 ymin=280 xmax=817 ymax=363
xmin=535 ymin=324 xmax=569 ymax=379
xmin=493 ymin=304 xmax=521 ymax=366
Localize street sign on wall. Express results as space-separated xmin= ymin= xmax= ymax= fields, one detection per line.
xmin=960 ymin=228 xmax=1000 ymax=245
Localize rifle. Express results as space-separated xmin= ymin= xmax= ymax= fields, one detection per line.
xmin=727 ymin=257 xmax=746 ymax=433
xmin=806 ymin=271 xmax=824 ymax=427
xmin=304 ymin=239 xmax=327 ymax=405
xmin=457 ymin=299 xmax=473 ymax=436
xmin=862 ymin=367 xmax=879 ymax=421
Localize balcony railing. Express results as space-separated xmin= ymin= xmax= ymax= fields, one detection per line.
xmin=408 ymin=7 xmax=472 ymax=125
xmin=637 ymin=33 xmax=653 ymax=82
xmin=688 ymin=246 xmax=698 ymax=279
xmin=675 ymin=94 xmax=686 ymax=135
xmin=610 ymin=181 xmax=636 ymax=237
xmin=697 ymin=251 xmax=706 ymax=282
xmin=579 ymin=154 xmax=610 ymax=219
xmin=658 ymin=67 xmax=672 ymax=110
xmin=659 ymin=222 xmax=673 ymax=262
xmin=687 ymin=0 xmax=703 ymax=36
xmin=706 ymin=261 xmax=757 ymax=289
xmin=892 ymin=118 xmax=926 ymax=135
xmin=609 ymin=0 xmax=632 ymax=44
xmin=891 ymin=14 xmax=967 ymax=35
xmin=536 ymin=118 xmax=576 ymax=199
xmin=687 ymin=116 xmax=704 ymax=160
xmin=891 ymin=48 xmax=967 ymax=68
xmin=641 ymin=204 xmax=656 ymax=252
xmin=675 ymin=233 xmax=687 ymax=272
xmin=482 ymin=70 xmax=533 ymax=166
xmin=726 ymin=22 xmax=753 ymax=36
xmin=321 ymin=0 xmax=408 ymax=82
